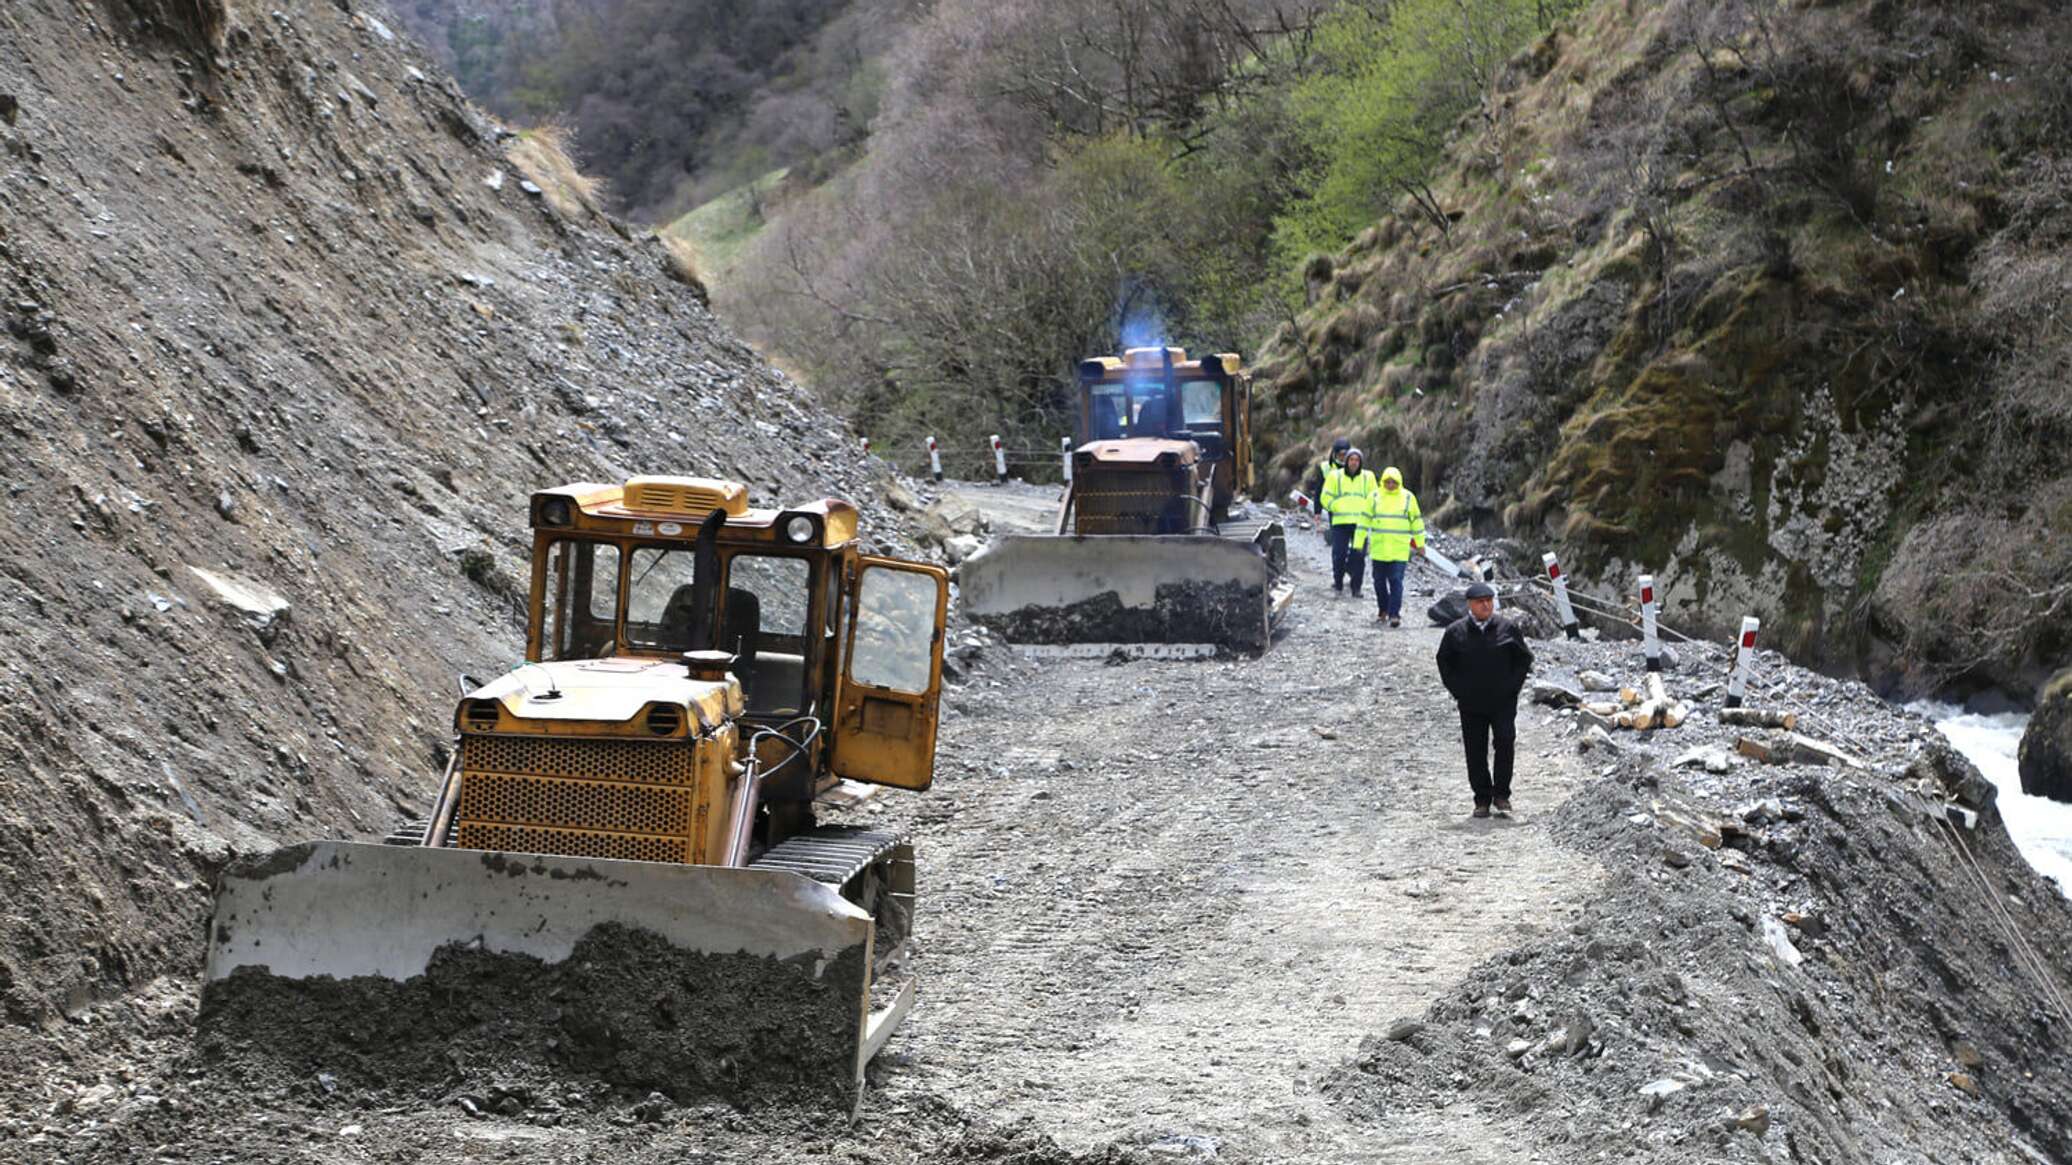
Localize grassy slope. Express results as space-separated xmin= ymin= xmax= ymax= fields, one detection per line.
xmin=663 ymin=167 xmax=792 ymax=283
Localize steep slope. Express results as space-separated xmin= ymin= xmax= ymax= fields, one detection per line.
xmin=0 ymin=0 xmax=895 ymax=1026
xmin=1252 ymin=0 xmax=2071 ymax=698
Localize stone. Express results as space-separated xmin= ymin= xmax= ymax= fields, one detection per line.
xmin=520 ymin=179 xmax=544 ymax=196
xmin=1716 ymin=849 xmax=1752 ymax=875
xmin=1673 ymin=746 xmax=1732 ymax=773
xmin=882 ymin=477 xmax=921 ymax=513
xmin=1953 ymin=1040 xmax=1983 ymax=1068
xmin=1947 ymin=1071 xmax=1980 ymax=1098
xmin=1504 ymin=1038 xmax=1532 ymax=1059
xmin=1735 ymin=1105 xmax=1770 ymax=1136
xmin=1580 ymin=726 xmax=1616 ymax=753
xmin=484 ymin=170 xmax=505 ymax=191
xmin=1760 ymin=916 xmax=1804 ymax=968
xmin=1662 ymin=848 xmax=1691 ymax=869
xmin=1579 ymin=670 xmax=1619 ymax=692
xmin=1528 ymin=679 xmax=1582 ymax=708
xmin=1909 ymin=740 xmax=1997 ymax=814
xmin=1384 ymin=1017 xmax=1425 ymax=1042
xmin=2019 ymin=668 xmax=2072 ymax=803
xmin=215 ymin=490 xmax=237 ymax=518
xmin=943 ymin=534 xmax=982 ymax=565
xmin=188 ymin=567 xmax=290 ymax=633
xmin=1427 ymin=592 xmax=1467 ymax=626
xmin=0 ymin=94 xmax=17 ymax=126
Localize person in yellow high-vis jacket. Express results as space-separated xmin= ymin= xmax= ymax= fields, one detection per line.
xmin=1360 ymin=465 xmax=1425 ymax=627
xmin=1320 ymin=448 xmax=1375 ymax=596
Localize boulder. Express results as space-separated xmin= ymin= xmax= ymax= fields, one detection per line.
xmin=1909 ymin=739 xmax=1998 ymax=818
xmin=2019 ymin=668 xmax=2072 ymax=803
xmin=1426 ymin=591 xmax=1467 ymax=626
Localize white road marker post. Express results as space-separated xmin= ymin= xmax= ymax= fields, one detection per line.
xmin=927 ymin=436 xmax=943 ymax=482
xmin=992 ymin=434 xmax=1008 ymax=484
xmin=861 ymin=436 xmax=871 ymax=457
xmin=1544 ymin=552 xmax=1581 ymax=640
xmin=1061 ymin=436 xmax=1073 ymax=484
xmin=1639 ymin=574 xmax=1662 ymax=672
xmin=1725 ymin=616 xmax=1760 ymax=709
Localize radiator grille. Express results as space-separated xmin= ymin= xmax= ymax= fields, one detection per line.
xmin=458 ymin=772 xmax=693 ymax=836
xmin=456 ymin=822 xmax=690 ymax=864
xmin=461 ymin=734 xmax=695 ymax=785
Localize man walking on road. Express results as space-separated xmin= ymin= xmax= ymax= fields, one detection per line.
xmin=1362 ymin=466 xmax=1424 ymax=627
xmin=1435 ymin=582 xmax=1534 ymax=818
xmin=1320 ymin=448 xmax=1375 ymax=596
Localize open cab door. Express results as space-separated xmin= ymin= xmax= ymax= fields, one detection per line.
xmin=832 ymin=557 xmax=949 ymax=790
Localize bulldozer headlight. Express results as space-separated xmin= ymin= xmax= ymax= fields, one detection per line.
xmin=539 ymin=498 xmax=573 ymax=527
xmin=783 ymin=514 xmax=818 ymax=544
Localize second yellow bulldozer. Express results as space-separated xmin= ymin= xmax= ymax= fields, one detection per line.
xmin=957 ymin=347 xmax=1292 ymax=653
xmin=201 ymin=476 xmax=948 ymax=1110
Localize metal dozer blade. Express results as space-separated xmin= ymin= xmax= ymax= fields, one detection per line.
xmin=201 ymin=841 xmax=907 ymax=1112
xmin=956 ymin=528 xmax=1290 ymax=654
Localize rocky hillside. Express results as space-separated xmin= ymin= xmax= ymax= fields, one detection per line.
xmin=1253 ymin=0 xmax=2070 ymax=700
xmin=0 ymin=0 xmax=896 ymax=1027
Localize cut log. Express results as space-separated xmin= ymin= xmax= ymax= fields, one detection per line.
xmin=1645 ymin=673 xmax=1669 ymax=706
xmin=1720 ymin=707 xmax=1798 ymax=730
xmin=1581 ymin=700 xmax=1624 ymax=718
xmin=1735 ymin=735 xmax=1776 ymax=763
xmin=1661 ymin=702 xmax=1689 ymax=729
xmin=1619 ymin=687 xmax=1642 ymax=708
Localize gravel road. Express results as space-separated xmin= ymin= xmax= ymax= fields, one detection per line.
xmin=875 ymin=523 xmax=1603 ymax=1160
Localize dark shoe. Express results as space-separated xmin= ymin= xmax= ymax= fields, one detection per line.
xmin=1332 ymin=584 xmax=1343 ymax=594
xmin=1390 ymin=617 xmax=1402 ymax=628
xmin=1494 ymin=798 xmax=1513 ymax=814
xmin=1351 ymin=589 xmax=1362 ymax=598
xmin=1472 ymin=804 xmax=1491 ymax=819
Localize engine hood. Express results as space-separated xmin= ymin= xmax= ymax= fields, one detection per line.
xmin=470 ymin=657 xmax=743 ymax=729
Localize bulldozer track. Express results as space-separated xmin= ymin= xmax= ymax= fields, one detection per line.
xmin=749 ymin=825 xmax=909 ymax=885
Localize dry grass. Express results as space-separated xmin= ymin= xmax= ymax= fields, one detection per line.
xmin=656 ymin=233 xmax=709 ymax=300
xmin=508 ymin=123 xmax=607 ymax=222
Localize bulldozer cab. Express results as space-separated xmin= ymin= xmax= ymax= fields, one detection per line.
xmin=1076 ymin=348 xmax=1254 ymax=517
xmin=523 ymin=477 xmax=948 ymax=793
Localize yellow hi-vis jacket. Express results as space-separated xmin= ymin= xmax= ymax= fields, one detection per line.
xmin=1321 ymin=467 xmax=1376 ymax=526
xmin=1361 ymin=468 xmax=1425 ymax=560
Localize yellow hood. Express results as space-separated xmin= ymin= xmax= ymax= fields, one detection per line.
xmin=1380 ymin=466 xmax=1403 ymax=489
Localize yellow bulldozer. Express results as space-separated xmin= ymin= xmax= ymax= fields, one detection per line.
xmin=957 ymin=347 xmax=1291 ymax=652
xmin=202 ymin=476 xmax=948 ymax=1108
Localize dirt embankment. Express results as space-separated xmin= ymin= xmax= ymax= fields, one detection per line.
xmin=0 ymin=0 xmax=902 ymax=1029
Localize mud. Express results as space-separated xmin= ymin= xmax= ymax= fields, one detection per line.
xmin=196 ymin=923 xmax=867 ymax=1110
xmin=971 ymin=578 xmax=1269 ymax=652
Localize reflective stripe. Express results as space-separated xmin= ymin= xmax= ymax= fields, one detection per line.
xmin=1363 ymin=489 xmax=1425 ymax=559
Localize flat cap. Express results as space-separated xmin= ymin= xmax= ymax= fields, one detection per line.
xmin=1464 ymin=582 xmax=1496 ymax=600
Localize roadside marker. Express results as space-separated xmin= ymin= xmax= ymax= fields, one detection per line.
xmin=1061 ymin=436 xmax=1073 ymax=483
xmin=928 ymin=436 xmax=942 ymax=482
xmin=992 ymin=435 xmax=1008 ymax=483
xmin=1725 ymin=616 xmax=1760 ymax=708
xmin=1639 ymin=574 xmax=1662 ymax=672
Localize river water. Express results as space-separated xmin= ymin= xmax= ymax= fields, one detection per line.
xmin=1912 ymin=702 xmax=2072 ymax=890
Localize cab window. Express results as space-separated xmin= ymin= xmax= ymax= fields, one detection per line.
xmin=541 ymin=539 xmax=621 ymax=660
xmin=1180 ymin=379 xmax=1223 ymax=429
xmin=851 ymin=567 xmax=938 ymax=693
xmin=1088 ymin=382 xmax=1128 ymax=439
xmin=624 ymin=545 xmax=703 ymax=652
xmin=724 ymin=554 xmax=813 ymax=715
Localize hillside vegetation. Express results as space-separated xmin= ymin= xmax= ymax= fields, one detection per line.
xmin=1250 ymin=0 xmax=2070 ymax=695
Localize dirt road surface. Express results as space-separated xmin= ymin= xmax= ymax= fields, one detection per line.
xmin=879 ymin=515 xmax=1602 ymax=1159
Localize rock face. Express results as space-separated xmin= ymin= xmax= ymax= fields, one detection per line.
xmin=2020 ymin=669 xmax=2072 ymax=803
xmin=0 ymin=0 xmax=905 ymax=1025
xmin=1249 ymin=2 xmax=2071 ymax=694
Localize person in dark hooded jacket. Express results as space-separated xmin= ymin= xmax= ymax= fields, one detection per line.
xmin=1435 ymin=583 xmax=1534 ymax=817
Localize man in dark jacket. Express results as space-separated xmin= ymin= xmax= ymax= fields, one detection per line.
xmin=1435 ymin=582 xmax=1535 ymax=818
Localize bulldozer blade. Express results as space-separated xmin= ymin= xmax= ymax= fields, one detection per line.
xmin=956 ymin=532 xmax=1282 ymax=652
xmin=202 ymin=841 xmax=891 ymax=1110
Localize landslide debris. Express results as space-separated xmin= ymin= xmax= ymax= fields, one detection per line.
xmin=0 ymin=0 xmax=903 ymax=1033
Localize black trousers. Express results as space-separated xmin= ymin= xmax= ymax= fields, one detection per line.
xmin=1330 ymin=524 xmax=1367 ymax=593
xmin=1459 ymin=705 xmax=1517 ymax=804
